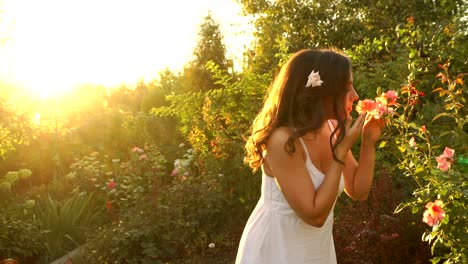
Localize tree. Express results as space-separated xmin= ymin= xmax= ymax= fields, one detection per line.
xmin=0 ymin=100 xmax=32 ymax=158
xmin=181 ymin=12 xmax=228 ymax=92
xmin=237 ymin=0 xmax=467 ymax=75
xmin=141 ymin=69 xmax=181 ymax=113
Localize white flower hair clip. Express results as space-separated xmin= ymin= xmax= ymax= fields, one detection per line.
xmin=306 ymin=70 xmax=323 ymax=88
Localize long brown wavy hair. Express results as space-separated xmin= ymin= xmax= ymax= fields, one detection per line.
xmin=244 ymin=49 xmax=352 ymax=172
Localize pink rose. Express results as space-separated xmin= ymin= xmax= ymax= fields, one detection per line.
xmin=372 ymin=103 xmax=388 ymax=119
xmin=355 ymin=99 xmax=377 ymax=114
xmin=436 ymin=157 xmax=450 ymax=171
xmin=383 ymin=90 xmax=398 ymax=106
xmin=356 ymin=94 xmax=394 ymax=121
xmin=422 ymin=200 xmax=445 ymax=227
xmin=442 ymin=147 xmax=455 ymax=158
xmin=436 ymin=147 xmax=455 ymax=172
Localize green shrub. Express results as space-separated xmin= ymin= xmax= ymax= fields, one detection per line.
xmin=78 ymin=156 xmax=229 ymax=262
xmin=0 ymin=215 xmax=46 ymax=262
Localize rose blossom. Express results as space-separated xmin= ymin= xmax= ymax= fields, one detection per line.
xmin=422 ymin=200 xmax=445 ymax=227
xmin=356 ymin=90 xmax=398 ymax=120
xmin=383 ymin=90 xmax=398 ymax=106
xmin=306 ymin=70 xmax=323 ymax=87
xmin=442 ymin=147 xmax=455 ymax=158
xmin=436 ymin=147 xmax=455 ymax=172
xmin=355 ymin=99 xmax=377 ymax=114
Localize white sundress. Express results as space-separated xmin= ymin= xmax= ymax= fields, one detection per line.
xmin=236 ymin=135 xmax=345 ymax=263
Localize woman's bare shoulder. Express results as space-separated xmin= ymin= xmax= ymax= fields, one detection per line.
xmin=266 ymin=127 xmax=291 ymax=149
xmin=265 ymin=127 xmax=304 ymax=157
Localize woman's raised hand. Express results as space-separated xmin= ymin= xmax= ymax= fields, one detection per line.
xmin=334 ymin=113 xmax=367 ymax=160
xmin=362 ymin=116 xmax=383 ymax=147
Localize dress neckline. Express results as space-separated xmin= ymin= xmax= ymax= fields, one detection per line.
xmin=298 ymin=137 xmax=325 ymax=177
xmin=263 ymin=120 xmax=337 ymax=178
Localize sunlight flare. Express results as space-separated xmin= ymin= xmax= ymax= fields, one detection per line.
xmin=0 ymin=0 xmax=252 ymax=98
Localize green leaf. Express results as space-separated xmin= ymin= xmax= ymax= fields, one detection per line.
xmin=398 ymin=146 xmax=407 ymax=153
xmin=379 ymin=141 xmax=387 ymax=148
xmin=438 ymin=131 xmax=451 ymax=138
xmin=408 ymin=123 xmax=418 ymax=129
xmin=415 ymin=166 xmax=424 ymax=174
xmin=432 ymin=112 xmax=452 ymax=121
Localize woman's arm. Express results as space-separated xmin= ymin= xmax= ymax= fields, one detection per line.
xmin=343 ymin=118 xmax=382 ymax=200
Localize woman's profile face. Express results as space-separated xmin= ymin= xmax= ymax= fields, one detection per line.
xmin=344 ymin=72 xmax=359 ymax=117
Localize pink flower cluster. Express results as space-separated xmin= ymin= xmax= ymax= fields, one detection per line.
xmin=132 ymin=147 xmax=144 ymax=154
xmin=436 ymin=147 xmax=455 ymax=172
xmin=355 ymin=90 xmax=398 ymax=120
xmin=131 ymin=146 xmax=148 ymax=160
xmin=422 ymin=200 xmax=445 ymax=227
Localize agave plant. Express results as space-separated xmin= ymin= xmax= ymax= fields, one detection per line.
xmin=35 ymin=191 xmax=104 ymax=262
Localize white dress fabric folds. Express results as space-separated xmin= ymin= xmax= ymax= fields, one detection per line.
xmin=236 ymin=137 xmax=345 ymax=264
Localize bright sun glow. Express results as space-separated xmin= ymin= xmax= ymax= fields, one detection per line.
xmin=0 ymin=0 xmax=252 ymax=98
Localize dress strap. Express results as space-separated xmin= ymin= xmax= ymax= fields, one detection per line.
xmin=327 ymin=120 xmax=337 ymax=141
xmin=298 ymin=138 xmax=311 ymax=162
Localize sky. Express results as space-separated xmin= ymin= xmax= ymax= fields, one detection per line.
xmin=0 ymin=0 xmax=253 ymax=97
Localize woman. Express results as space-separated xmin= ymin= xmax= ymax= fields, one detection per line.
xmin=236 ymin=49 xmax=382 ymax=263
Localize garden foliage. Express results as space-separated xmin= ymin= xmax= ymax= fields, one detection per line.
xmin=0 ymin=1 xmax=467 ymax=263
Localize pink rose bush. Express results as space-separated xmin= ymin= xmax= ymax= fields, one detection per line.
xmin=355 ymin=90 xmax=398 ymax=121
xmin=422 ymin=200 xmax=445 ymax=227
xmin=385 ymin=65 xmax=465 ymax=262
